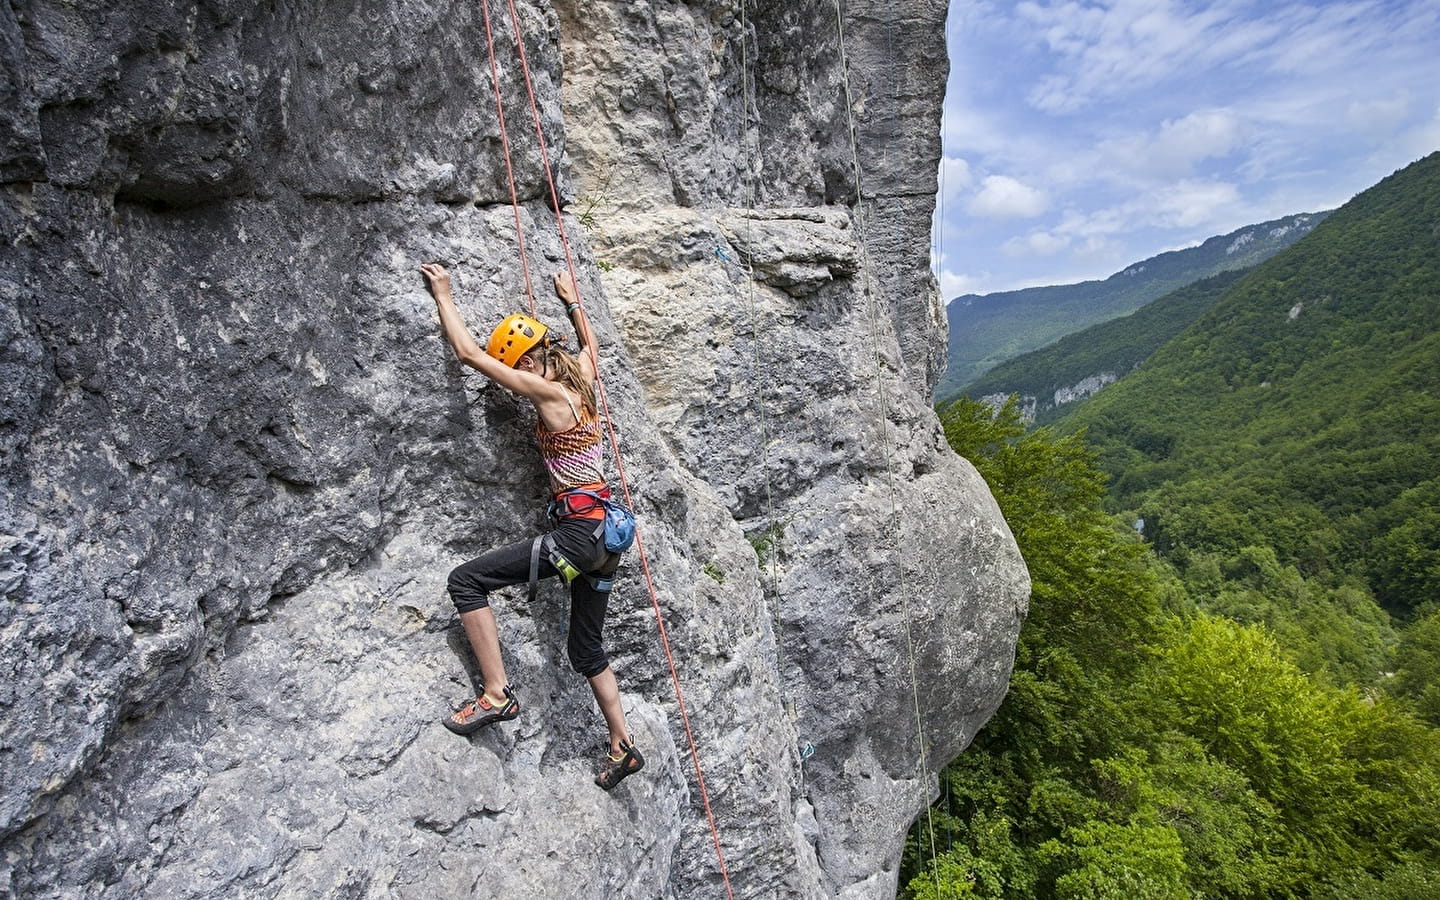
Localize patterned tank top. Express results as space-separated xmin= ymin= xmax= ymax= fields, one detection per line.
xmin=536 ymin=397 xmax=606 ymax=495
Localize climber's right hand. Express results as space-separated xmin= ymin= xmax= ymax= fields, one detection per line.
xmin=421 ymin=262 xmax=452 ymax=300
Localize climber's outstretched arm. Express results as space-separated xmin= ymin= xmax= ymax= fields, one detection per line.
xmin=554 ymin=272 xmax=599 ymax=381
xmin=421 ymin=262 xmax=566 ymax=405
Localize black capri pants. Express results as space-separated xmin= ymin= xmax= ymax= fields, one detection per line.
xmin=447 ymin=516 xmax=620 ymax=678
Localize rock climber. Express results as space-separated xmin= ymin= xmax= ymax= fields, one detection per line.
xmin=419 ymin=261 xmax=644 ymax=791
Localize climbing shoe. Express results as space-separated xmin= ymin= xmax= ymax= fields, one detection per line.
xmin=595 ymin=739 xmax=644 ymax=790
xmin=444 ymin=686 xmax=520 ymax=735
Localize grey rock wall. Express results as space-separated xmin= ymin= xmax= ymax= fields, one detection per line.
xmin=0 ymin=1 xmax=1028 ymax=897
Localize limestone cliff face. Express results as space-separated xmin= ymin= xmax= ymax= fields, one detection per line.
xmin=0 ymin=1 xmax=1029 ymax=897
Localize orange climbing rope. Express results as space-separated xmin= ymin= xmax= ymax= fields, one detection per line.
xmin=478 ymin=0 xmax=535 ymax=315
xmin=482 ymin=2 xmax=736 ymax=895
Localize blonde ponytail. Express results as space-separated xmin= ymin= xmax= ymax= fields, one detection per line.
xmin=529 ymin=346 xmax=596 ymax=414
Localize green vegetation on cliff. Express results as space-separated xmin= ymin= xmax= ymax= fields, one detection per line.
xmin=901 ymin=399 xmax=1440 ymax=899
xmin=903 ymin=154 xmax=1440 ymax=897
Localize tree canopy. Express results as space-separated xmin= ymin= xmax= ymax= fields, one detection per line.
xmin=902 ymin=398 xmax=1440 ymax=899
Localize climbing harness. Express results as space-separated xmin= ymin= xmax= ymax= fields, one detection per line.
xmin=559 ymin=489 xmax=637 ymax=554
xmin=527 ymin=532 xmax=614 ymax=603
xmin=544 ymin=487 xmax=637 ymax=555
xmin=479 ymin=2 xmax=734 ymax=893
xmin=547 ymin=485 xmax=610 ymax=518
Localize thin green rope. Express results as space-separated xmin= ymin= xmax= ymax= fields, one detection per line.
xmin=830 ymin=1 xmax=944 ymax=896
xmin=733 ymin=0 xmax=805 ymax=794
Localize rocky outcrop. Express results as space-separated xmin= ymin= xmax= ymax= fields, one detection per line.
xmin=985 ymin=372 xmax=1120 ymax=424
xmin=0 ymin=1 xmax=1028 ymax=897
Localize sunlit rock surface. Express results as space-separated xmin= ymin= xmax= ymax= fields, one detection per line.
xmin=0 ymin=1 xmax=1028 ymax=896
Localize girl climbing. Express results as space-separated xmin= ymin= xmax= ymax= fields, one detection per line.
xmin=419 ymin=262 xmax=644 ymax=791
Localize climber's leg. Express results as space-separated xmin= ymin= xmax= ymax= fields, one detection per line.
xmin=443 ymin=537 xmax=542 ymax=734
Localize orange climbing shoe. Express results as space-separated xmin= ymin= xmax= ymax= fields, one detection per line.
xmin=444 ymin=687 xmax=519 ymax=735
xmin=595 ymin=739 xmax=644 ymax=790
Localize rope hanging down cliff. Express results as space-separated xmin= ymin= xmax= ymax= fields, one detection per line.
xmin=829 ymin=0 xmax=944 ymax=893
xmin=478 ymin=0 xmax=536 ymax=315
xmin=716 ymin=2 xmax=943 ymax=890
xmin=725 ymin=0 xmax=815 ymax=795
xmin=478 ymin=1 xmax=736 ymax=895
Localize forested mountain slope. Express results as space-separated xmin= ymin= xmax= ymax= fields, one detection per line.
xmin=964 ymin=267 xmax=1250 ymax=423
xmin=1064 ymin=150 xmax=1440 ymax=640
xmin=940 ymin=211 xmax=1329 ymax=397
xmin=900 ymin=152 xmax=1440 ymax=899
xmin=903 ymin=395 xmax=1440 ymax=899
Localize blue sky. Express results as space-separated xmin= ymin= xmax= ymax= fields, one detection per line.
xmin=933 ymin=0 xmax=1440 ymax=297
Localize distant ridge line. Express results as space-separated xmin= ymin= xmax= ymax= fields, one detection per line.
xmin=940 ymin=210 xmax=1332 ymax=397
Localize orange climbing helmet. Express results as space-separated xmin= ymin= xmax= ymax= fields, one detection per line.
xmin=486 ymin=313 xmax=552 ymax=367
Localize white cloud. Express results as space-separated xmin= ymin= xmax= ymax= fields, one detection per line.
xmin=1398 ymin=105 xmax=1440 ymax=159
xmin=1098 ymin=109 xmax=1248 ymax=181
xmin=1263 ymin=2 xmax=1399 ymax=76
xmin=932 ymin=248 xmax=986 ymax=298
xmin=1008 ymin=1 xmax=1435 ymax=115
xmin=968 ymin=175 xmax=1049 ymax=219
xmin=1002 ymin=230 xmax=1070 ymax=257
xmin=1151 ymin=178 xmax=1245 ymax=228
xmin=937 ymin=156 xmax=974 ymax=205
xmin=1346 ymin=94 xmax=1413 ymax=135
xmin=1154 ymin=109 xmax=1246 ymax=165
xmin=936 ymin=267 xmax=990 ymax=298
xmin=1054 ymin=206 xmax=1129 ymax=241
xmin=940 ymin=101 xmax=1014 ymax=158
xmin=1017 ymin=0 xmax=1250 ymax=113
xmin=1030 ymin=178 xmax=1245 ymax=260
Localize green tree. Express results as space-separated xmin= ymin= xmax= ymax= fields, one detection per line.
xmin=1367 ymin=480 xmax=1440 ymax=617
xmin=905 ymin=398 xmax=1171 ymax=896
xmin=1390 ymin=608 xmax=1440 ymax=726
xmin=904 ymin=397 xmax=1440 ymax=898
xmin=1039 ymin=821 xmax=1189 ymax=900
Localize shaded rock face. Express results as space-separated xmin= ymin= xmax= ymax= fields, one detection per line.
xmin=0 ymin=1 xmax=1028 ymax=897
